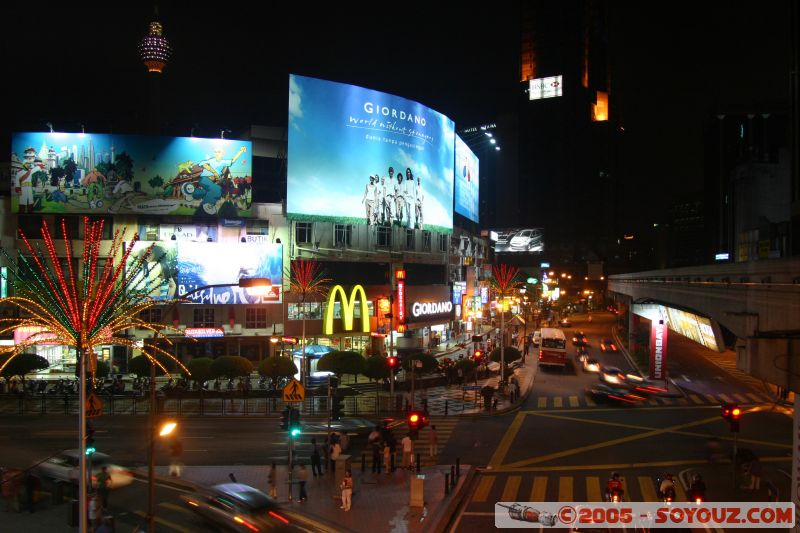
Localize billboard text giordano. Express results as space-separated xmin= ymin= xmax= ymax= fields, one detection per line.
xmin=323 ymin=285 xmax=371 ymax=335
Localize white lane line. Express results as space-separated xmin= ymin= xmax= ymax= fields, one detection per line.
xmin=682 ymin=375 xmax=692 ymax=382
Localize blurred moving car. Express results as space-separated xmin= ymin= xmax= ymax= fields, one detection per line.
xmin=36 ymin=450 xmax=133 ymax=488
xmin=181 ymin=483 xmax=297 ymax=532
xmin=582 ymin=358 xmax=601 ymax=373
xmin=559 ymin=318 xmax=572 ymax=328
xmin=572 ymin=331 xmax=588 ymax=346
xmin=599 ymin=339 xmax=618 ymax=352
xmin=599 ymin=366 xmax=628 ymax=385
xmin=586 ymin=383 xmax=646 ymax=404
xmin=624 ymin=374 xmax=669 ymax=397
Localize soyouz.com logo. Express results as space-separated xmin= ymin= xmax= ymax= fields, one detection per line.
xmin=495 ymin=502 xmax=794 ymax=528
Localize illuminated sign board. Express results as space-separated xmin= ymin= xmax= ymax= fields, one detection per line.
xmin=454 ymin=134 xmax=479 ymax=223
xmin=324 ymin=285 xmax=371 ymax=335
xmin=633 ymin=304 xmax=720 ymax=352
xmin=540 ymin=262 xmax=550 ymax=268
xmin=411 ymin=300 xmax=453 ymax=318
xmin=287 ymin=74 xmax=455 ymax=232
xmin=1 ymin=267 xmax=6 ymax=298
xmin=649 ymin=320 xmax=668 ymax=380
xmin=397 ymin=276 xmax=406 ymax=324
xmin=14 ymin=326 xmax=59 ymax=345
xmin=493 ymin=228 xmax=545 ymax=253
xmin=528 ymin=75 xmax=563 ymax=100
xmin=11 ymin=132 xmax=252 ymax=216
xmin=715 ymin=253 xmax=730 ymax=261
xmin=185 ymin=328 xmax=225 ymax=338
xmin=127 ymin=241 xmax=283 ymax=304
xmin=480 ymin=286 xmax=489 ymax=304
xmin=452 ymin=281 xmax=467 ymax=304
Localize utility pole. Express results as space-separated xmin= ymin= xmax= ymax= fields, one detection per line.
xmin=78 ymin=347 xmax=87 ymax=533
xmin=147 ymin=357 xmax=156 ymax=533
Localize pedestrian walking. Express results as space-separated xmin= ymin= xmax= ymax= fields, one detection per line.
xmin=429 ymin=425 xmax=439 ymax=458
xmin=96 ymin=466 xmax=111 ymax=509
xmin=168 ymin=438 xmax=183 ymax=477
xmin=330 ymin=439 xmax=342 ymax=473
xmin=401 ymin=434 xmax=414 ymax=469
xmin=310 ymin=438 xmax=323 ymax=477
xmin=297 ymin=464 xmax=308 ymax=502
xmin=340 ymin=470 xmax=353 ymax=511
xmin=369 ymin=428 xmax=382 ymax=473
xmin=267 ymin=462 xmax=277 ymax=499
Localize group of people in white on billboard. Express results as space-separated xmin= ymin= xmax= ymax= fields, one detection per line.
xmin=362 ymin=166 xmax=424 ymax=228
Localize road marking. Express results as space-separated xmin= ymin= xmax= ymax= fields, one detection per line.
xmin=520 ymin=404 xmax=719 ymax=414
xmin=538 ymin=397 xmax=547 ymax=408
xmin=159 ymin=502 xmax=194 ymax=516
xmin=569 ymin=396 xmax=579 ymax=407
xmin=558 ymin=477 xmax=573 ymax=501
xmin=676 ymin=398 xmax=689 ymax=405
xmin=553 ymin=397 xmax=563 ymax=408
xmin=638 ymin=476 xmax=657 ymax=501
xmin=488 ymin=411 xmax=526 ymax=468
xmin=689 ymin=394 xmax=704 ymax=404
xmin=531 ymin=476 xmax=547 ymax=501
xmin=183 ymin=436 xmax=214 ymax=439
xmin=733 ymin=393 xmax=749 ymax=403
xmin=488 ymin=455 xmax=792 ymax=473
xmin=584 ymin=396 xmax=596 ymax=407
xmin=184 ymin=450 xmax=208 ymax=452
xmin=747 ymin=393 xmax=765 ymax=403
xmin=718 ymin=393 xmax=734 ymax=404
xmin=682 ymin=375 xmax=692 ymax=382
xmin=705 ymin=394 xmax=718 ymax=404
xmin=133 ymin=510 xmax=192 ymax=532
xmin=586 ymin=476 xmax=601 ymax=501
xmin=472 ymin=475 xmax=495 ymax=502
xmin=501 ymin=475 xmax=521 ymax=501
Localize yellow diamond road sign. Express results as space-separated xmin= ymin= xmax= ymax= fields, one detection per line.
xmin=283 ymin=379 xmax=305 ymax=403
xmin=85 ymin=393 xmax=103 ymax=418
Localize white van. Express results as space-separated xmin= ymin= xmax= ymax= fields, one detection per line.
xmin=533 ymin=330 xmax=541 ymax=347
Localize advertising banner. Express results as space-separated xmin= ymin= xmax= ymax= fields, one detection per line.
xmin=11 ymin=132 xmax=252 ymax=216
xmin=649 ymin=319 xmax=668 ymax=380
xmin=287 ymin=74 xmax=455 ymax=232
xmin=127 ymin=242 xmax=282 ymax=304
xmin=454 ymin=135 xmax=479 ymax=223
xmin=494 ymin=228 xmax=545 ymax=253
xmin=404 ymin=285 xmax=453 ymax=325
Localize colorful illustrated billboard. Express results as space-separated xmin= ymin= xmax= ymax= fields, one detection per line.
xmin=493 ymin=228 xmax=545 ymax=253
xmin=127 ymin=242 xmax=282 ymax=304
xmin=454 ymin=135 xmax=479 ymax=223
xmin=11 ymin=132 xmax=252 ymax=216
xmin=287 ymin=74 xmax=455 ymax=232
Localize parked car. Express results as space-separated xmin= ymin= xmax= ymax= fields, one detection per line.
xmin=180 ymin=483 xmax=298 ymax=532
xmin=36 ymin=450 xmax=133 ymax=489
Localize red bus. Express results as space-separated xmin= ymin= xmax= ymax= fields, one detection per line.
xmin=538 ymin=328 xmax=568 ymax=368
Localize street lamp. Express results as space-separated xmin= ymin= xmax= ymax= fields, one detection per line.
xmin=147 ymin=277 xmax=271 ymax=532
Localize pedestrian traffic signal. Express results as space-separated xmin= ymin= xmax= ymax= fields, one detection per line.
xmin=387 ymin=356 xmax=398 ymax=369
xmin=289 ymin=408 xmax=302 ymax=437
xmin=407 ymin=410 xmax=428 ymax=431
xmin=473 ymin=350 xmax=483 ymax=361
xmin=721 ymin=403 xmax=741 ymax=433
xmin=331 ymin=397 xmax=344 ymax=421
xmin=280 ymin=407 xmax=290 ymax=430
xmin=86 ymin=422 xmax=96 ymax=455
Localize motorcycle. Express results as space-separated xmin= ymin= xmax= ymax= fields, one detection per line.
xmin=605 ymin=488 xmax=624 ymax=502
xmin=657 ymin=475 xmax=677 ymax=503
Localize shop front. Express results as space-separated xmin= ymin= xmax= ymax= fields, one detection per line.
xmin=401 ymin=285 xmax=455 ymax=350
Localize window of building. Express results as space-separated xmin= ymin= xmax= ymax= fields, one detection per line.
xmin=17 ymin=216 xmax=44 ymax=239
xmin=86 ymin=216 xmax=114 ymax=240
xmin=193 ymin=308 xmax=215 ymax=327
xmin=334 ymin=224 xmax=352 ymax=247
xmin=93 ymin=258 xmax=111 ymax=280
xmin=287 ymin=302 xmax=323 ymax=320
xmin=438 ymin=234 xmax=448 ymax=252
xmin=246 ymin=220 xmax=269 ymax=235
xmin=423 ymin=231 xmax=432 ymax=251
xmin=55 ymin=217 xmax=81 ymax=240
xmin=245 ymin=307 xmax=267 ymax=328
xmin=321 ymin=300 xmax=374 ymax=319
xmin=295 ymin=222 xmax=313 ymax=244
xmin=139 ymin=308 xmax=162 ymax=324
xmin=406 ymin=229 xmax=414 ymax=250
xmin=58 ymin=257 xmax=79 ymax=277
xmin=377 ymin=226 xmax=392 ymax=247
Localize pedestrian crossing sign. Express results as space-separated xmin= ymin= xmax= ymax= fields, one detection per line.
xmin=282 ymin=379 xmax=305 ymax=402
xmin=85 ymin=393 xmax=103 ymax=418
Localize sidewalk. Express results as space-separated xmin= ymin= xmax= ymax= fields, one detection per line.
xmin=135 ymin=462 xmax=474 ymax=533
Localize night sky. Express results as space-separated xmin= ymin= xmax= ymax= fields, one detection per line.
xmin=4 ymin=2 xmax=792 ymax=230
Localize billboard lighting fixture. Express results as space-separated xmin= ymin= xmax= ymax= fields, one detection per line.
xmin=495 ymin=146 xmax=501 ymax=151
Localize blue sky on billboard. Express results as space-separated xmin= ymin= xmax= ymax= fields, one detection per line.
xmin=454 ymin=134 xmax=479 ymax=223
xmin=287 ymin=74 xmax=455 ymax=232
xmin=10 ymin=132 xmax=252 ymax=217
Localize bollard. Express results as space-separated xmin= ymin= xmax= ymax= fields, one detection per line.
xmin=456 ymin=458 xmax=461 ymax=477
xmin=445 ymin=399 xmax=449 ymax=416
xmin=451 ymin=465 xmax=456 ymax=487
xmin=361 ymin=453 xmax=366 ymax=472
xmin=416 ymin=453 xmax=421 ymax=473
xmin=445 ymin=473 xmax=450 ymax=495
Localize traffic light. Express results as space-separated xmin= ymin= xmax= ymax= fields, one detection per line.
xmin=407 ymin=410 xmax=429 ymax=430
xmin=387 ymin=356 xmax=398 ymax=369
xmin=473 ymin=350 xmax=483 ymax=362
xmin=280 ymin=407 xmax=290 ymax=430
xmin=331 ymin=396 xmax=344 ymax=421
xmin=721 ymin=404 xmax=741 ymax=433
xmin=289 ymin=408 xmax=302 ymax=438
xmin=85 ymin=422 xmax=96 ymax=455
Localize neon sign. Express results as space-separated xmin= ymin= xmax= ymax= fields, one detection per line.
xmin=324 ymin=285 xmax=371 ymax=335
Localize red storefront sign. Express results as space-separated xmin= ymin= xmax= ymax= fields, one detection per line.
xmin=649 ymin=320 xmax=668 ymax=380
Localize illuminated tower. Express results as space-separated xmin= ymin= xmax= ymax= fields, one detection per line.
xmin=138 ymin=17 xmax=171 ymax=134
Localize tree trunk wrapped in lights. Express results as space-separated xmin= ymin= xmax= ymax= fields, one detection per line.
xmin=286 ymin=259 xmax=330 ymax=387
xmin=490 ymin=264 xmax=522 ymax=384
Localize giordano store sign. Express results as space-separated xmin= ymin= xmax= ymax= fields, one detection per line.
xmin=323 ymin=285 xmax=371 ymax=335
xmin=406 ymin=285 xmax=455 ymax=324
xmin=411 ymin=301 xmax=453 ymax=318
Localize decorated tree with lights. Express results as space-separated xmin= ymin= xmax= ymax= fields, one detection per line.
xmin=286 ymin=259 xmax=330 ymax=386
xmin=491 ymin=264 xmax=522 ymax=382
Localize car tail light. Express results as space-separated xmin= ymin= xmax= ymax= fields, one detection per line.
xmin=268 ymin=511 xmax=289 ymax=524
xmin=233 ymin=515 xmax=260 ymax=532
xmin=611 ymin=345 xmax=617 ymax=351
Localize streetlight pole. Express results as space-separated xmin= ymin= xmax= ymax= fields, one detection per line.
xmin=500 ymin=297 xmax=506 ymax=385
xmin=78 ymin=345 xmax=88 ymax=533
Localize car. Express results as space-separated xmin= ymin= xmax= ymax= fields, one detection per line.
xmin=576 ymin=346 xmax=589 ymax=363
xmin=586 ymin=383 xmax=646 ymax=404
xmin=181 ymin=483 xmax=299 ymax=532
xmin=582 ymin=357 xmax=601 ymax=373
xmin=559 ymin=318 xmax=572 ymax=328
xmin=532 ymin=331 xmax=541 ymax=346
xmin=36 ymin=450 xmax=133 ymax=489
xmin=624 ymin=374 xmax=669 ymax=397
xmin=572 ymin=331 xmax=588 ymax=346
xmin=508 ymin=229 xmax=544 ymax=251
xmin=599 ymin=366 xmax=628 ymax=385
xmin=599 ymin=338 xmax=618 ymax=352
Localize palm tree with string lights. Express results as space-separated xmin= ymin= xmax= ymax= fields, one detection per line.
xmin=491 ymin=264 xmax=523 ymax=384
xmin=286 ymin=259 xmax=330 ymax=387
xmin=0 ymin=216 xmax=187 ymax=533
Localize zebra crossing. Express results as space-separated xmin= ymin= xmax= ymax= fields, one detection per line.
xmin=348 ymin=416 xmax=459 ymax=467
xmin=531 ymin=391 xmax=773 ymax=410
xmin=701 ymin=350 xmax=772 ymax=393
xmin=469 ymin=472 xmax=687 ymax=506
